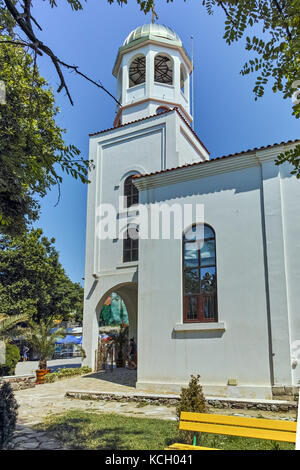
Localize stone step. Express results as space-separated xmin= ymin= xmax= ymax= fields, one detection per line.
xmin=65 ymin=389 xmax=298 ymax=412
xmin=272 ymin=395 xmax=296 ymax=402
xmin=272 ymin=386 xmax=299 ymax=402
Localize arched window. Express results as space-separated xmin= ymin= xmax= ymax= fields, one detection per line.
xmin=124 ymin=175 xmax=139 ymax=208
xmin=183 ymin=224 xmax=217 ymax=323
xmin=123 ymin=224 xmax=139 ymax=262
xmin=154 ymin=54 xmax=173 ymax=84
xmin=156 ymin=106 xmax=169 ymax=115
xmin=129 ymin=55 xmax=146 ymax=87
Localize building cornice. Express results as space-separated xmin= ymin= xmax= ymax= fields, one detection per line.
xmin=89 ymin=107 xmax=209 ymax=156
xmin=113 ymin=98 xmax=193 ymax=127
xmin=133 ymin=153 xmax=257 ymax=190
xmin=113 ymin=38 xmax=193 ymax=77
xmin=133 ymin=140 xmax=299 ymax=190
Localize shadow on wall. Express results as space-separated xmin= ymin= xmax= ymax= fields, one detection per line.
xmin=146 ymin=160 xmax=294 ymax=204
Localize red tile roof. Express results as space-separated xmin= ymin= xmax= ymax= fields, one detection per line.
xmin=89 ymin=107 xmax=173 ymax=137
xmin=132 ymin=139 xmax=300 ymax=180
xmin=89 ymin=107 xmax=209 ymax=155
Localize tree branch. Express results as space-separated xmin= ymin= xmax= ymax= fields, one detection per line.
xmin=271 ymin=0 xmax=293 ymax=41
xmin=3 ymin=0 xmax=121 ymax=106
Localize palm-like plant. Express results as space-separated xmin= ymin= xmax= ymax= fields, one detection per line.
xmin=0 ymin=313 xmax=29 ymax=342
xmin=24 ymin=319 xmax=66 ymax=370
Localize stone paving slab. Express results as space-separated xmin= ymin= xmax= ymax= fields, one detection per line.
xmin=6 ymin=425 xmax=66 ymax=450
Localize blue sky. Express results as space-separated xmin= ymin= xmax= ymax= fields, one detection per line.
xmin=29 ymin=0 xmax=299 ymax=285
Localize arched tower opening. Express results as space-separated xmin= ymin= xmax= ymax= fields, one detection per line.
xmin=154 ymin=53 xmax=173 ymax=85
xmin=129 ymin=54 xmax=146 ymax=87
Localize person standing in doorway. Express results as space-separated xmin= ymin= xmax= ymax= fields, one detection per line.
xmin=23 ymin=346 xmax=29 ymax=362
xmin=128 ymin=337 xmax=137 ymax=370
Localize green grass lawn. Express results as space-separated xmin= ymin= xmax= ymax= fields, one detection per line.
xmin=36 ymin=411 xmax=295 ymax=450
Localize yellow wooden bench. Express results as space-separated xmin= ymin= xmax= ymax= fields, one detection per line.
xmin=166 ymin=411 xmax=297 ymax=450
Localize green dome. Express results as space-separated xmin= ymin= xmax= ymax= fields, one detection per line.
xmin=123 ymin=24 xmax=182 ymax=48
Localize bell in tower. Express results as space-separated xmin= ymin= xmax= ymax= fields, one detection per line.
xmin=113 ymin=24 xmax=193 ymax=126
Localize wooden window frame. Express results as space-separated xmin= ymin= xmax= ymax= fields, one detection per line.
xmin=123 ymin=225 xmax=139 ymax=263
xmin=124 ymin=175 xmax=139 ymax=208
xmin=183 ymin=224 xmax=218 ymax=323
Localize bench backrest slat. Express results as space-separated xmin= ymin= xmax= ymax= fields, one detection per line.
xmin=180 ymin=412 xmax=297 ymax=432
xmin=179 ymin=420 xmax=296 ymax=443
xmin=179 ymin=412 xmax=297 ymax=443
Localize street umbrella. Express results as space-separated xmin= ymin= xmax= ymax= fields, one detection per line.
xmin=55 ymin=335 xmax=82 ymax=344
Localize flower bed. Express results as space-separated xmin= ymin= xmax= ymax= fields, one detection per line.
xmin=44 ymin=366 xmax=92 ymax=383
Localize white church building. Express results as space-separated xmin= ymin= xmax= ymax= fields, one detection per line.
xmin=82 ymin=23 xmax=300 ymax=399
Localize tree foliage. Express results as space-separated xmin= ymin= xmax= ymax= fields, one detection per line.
xmin=201 ymin=1 xmax=300 ymax=120
xmin=0 ymin=343 xmax=20 ymax=376
xmin=0 ymin=229 xmax=84 ymax=323
xmin=0 ymin=9 xmax=90 ymax=235
xmin=0 ymin=313 xmax=29 ymax=342
xmin=0 ymin=381 xmax=18 ymax=449
xmin=275 ymin=142 xmax=300 ymax=177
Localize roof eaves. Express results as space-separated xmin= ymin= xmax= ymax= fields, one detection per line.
xmin=88 ymin=107 xmax=175 ymax=138
xmin=133 ymin=138 xmax=300 ymax=180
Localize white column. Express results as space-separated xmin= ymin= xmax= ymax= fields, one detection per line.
xmin=82 ymin=289 xmax=99 ymax=370
xmin=122 ymin=59 xmax=129 ymax=106
xmin=185 ymin=67 xmax=191 ymax=114
xmin=173 ymin=56 xmax=181 ymax=105
xmin=146 ymin=48 xmax=154 ymax=99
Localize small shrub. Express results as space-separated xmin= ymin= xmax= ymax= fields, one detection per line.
xmin=176 ymin=374 xmax=206 ymax=445
xmin=0 ymin=344 xmax=21 ymax=377
xmin=0 ymin=382 xmax=18 ymax=449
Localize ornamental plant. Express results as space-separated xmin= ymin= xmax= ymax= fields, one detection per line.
xmin=44 ymin=366 xmax=92 ymax=383
xmin=0 ymin=344 xmax=20 ymax=376
xmin=24 ymin=319 xmax=65 ymax=370
xmin=176 ymin=374 xmax=206 ymax=445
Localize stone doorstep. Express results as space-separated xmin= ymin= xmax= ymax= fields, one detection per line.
xmin=65 ymin=390 xmax=298 ymax=410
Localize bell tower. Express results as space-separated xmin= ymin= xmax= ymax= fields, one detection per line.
xmin=113 ymin=24 xmax=193 ymax=126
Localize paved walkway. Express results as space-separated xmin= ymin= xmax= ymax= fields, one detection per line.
xmin=14 ymin=368 xmax=176 ymax=427
xmin=7 ymin=425 xmax=66 ymax=450
xmin=8 ymin=361 xmax=297 ymax=450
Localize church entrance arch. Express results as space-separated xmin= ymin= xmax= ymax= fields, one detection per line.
xmin=96 ymin=282 xmax=138 ymax=370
